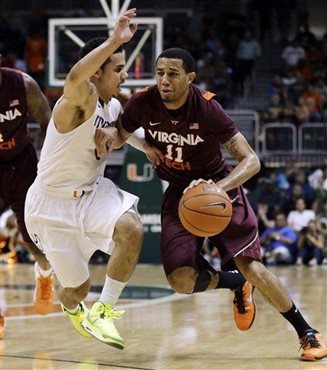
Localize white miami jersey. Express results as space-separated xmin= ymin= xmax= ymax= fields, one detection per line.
xmin=37 ymin=97 xmax=122 ymax=192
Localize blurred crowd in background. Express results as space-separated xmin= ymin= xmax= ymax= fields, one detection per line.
xmin=0 ymin=0 xmax=326 ymax=266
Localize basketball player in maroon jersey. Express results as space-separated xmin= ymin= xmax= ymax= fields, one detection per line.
xmin=0 ymin=58 xmax=54 ymax=339
xmin=114 ymin=48 xmax=327 ymax=361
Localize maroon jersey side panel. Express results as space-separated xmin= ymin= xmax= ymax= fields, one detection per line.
xmin=121 ymin=84 xmax=239 ymax=189
xmin=0 ymin=68 xmax=30 ymax=161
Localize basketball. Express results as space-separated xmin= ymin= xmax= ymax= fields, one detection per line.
xmin=178 ymin=183 xmax=232 ymax=237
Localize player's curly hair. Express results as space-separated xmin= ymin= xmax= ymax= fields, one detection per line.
xmin=156 ymin=48 xmax=195 ymax=73
xmin=78 ymin=37 xmax=124 ymax=69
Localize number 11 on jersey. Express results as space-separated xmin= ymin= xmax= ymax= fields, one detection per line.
xmin=166 ymin=144 xmax=183 ymax=163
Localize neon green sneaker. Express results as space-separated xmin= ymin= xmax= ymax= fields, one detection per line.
xmin=81 ymin=302 xmax=125 ymax=350
xmin=61 ymin=302 xmax=93 ymax=339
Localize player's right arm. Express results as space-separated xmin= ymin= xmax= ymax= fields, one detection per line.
xmin=53 ymin=9 xmax=137 ymax=133
xmin=115 ymin=120 xmax=164 ymax=168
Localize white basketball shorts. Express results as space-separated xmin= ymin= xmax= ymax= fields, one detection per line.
xmin=25 ymin=177 xmax=139 ymax=288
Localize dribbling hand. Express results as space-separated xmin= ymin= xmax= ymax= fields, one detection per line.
xmin=112 ymin=8 xmax=138 ymax=44
xmin=183 ymin=178 xmax=215 ymax=194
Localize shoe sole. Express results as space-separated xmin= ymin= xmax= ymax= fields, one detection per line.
xmin=300 ymin=354 xmax=318 ymax=361
xmin=81 ymin=322 xmax=124 ymax=350
xmin=245 ymin=301 xmax=256 ymax=331
xmin=244 ymin=285 xmax=257 ymax=331
xmin=34 ymin=303 xmax=53 ymax=316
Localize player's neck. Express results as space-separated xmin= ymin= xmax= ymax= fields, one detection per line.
xmin=96 ymin=85 xmax=112 ymax=104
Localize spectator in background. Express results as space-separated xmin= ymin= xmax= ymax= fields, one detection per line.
xmin=282 ymin=183 xmax=306 ymax=214
xmin=288 ymin=170 xmax=314 ymax=207
xmin=25 ymin=25 xmax=47 ymax=88
xmin=257 ymin=202 xmax=275 ymax=232
xmin=196 ymin=52 xmax=217 ymax=89
xmin=0 ymin=212 xmax=21 ymax=264
xmin=235 ymin=30 xmax=261 ymax=96
xmin=261 ymin=212 xmax=297 ymax=265
xmin=308 ymin=165 xmax=327 ymax=191
xmin=296 ymin=24 xmax=317 ymax=50
xmin=296 ymin=220 xmax=324 ymax=266
xmin=288 ymin=198 xmax=315 ymax=232
xmin=212 ymin=62 xmax=233 ymax=108
xmin=295 ymin=97 xmax=310 ymax=124
xmin=202 ymin=238 xmax=221 ymax=270
xmin=295 ymin=59 xmax=313 ymax=83
xmin=301 ymin=84 xmax=323 ymax=122
xmin=268 ymin=73 xmax=283 ymax=98
xmin=306 ymin=45 xmax=324 ymax=67
xmin=310 ymin=167 xmax=327 ymax=215
xmin=282 ymin=39 xmax=305 ymax=68
xmin=2 ymin=51 xmax=27 ymax=72
xmin=315 ymin=79 xmax=327 ymax=122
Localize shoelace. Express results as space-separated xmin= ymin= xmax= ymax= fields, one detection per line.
xmin=103 ymin=305 xmax=125 ymax=320
xmin=299 ymin=333 xmax=320 ymax=351
xmin=39 ymin=278 xmax=52 ymax=300
xmin=233 ymin=286 xmax=246 ymax=314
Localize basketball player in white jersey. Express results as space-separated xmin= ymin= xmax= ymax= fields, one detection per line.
xmin=24 ymin=9 xmax=144 ymax=350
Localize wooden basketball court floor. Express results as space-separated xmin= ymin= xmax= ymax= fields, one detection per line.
xmin=0 ymin=263 xmax=326 ymax=370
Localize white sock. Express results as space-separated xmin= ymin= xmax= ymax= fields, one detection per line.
xmin=99 ymin=276 xmax=126 ymax=306
xmin=35 ymin=262 xmax=52 ymax=278
xmin=64 ymin=305 xmax=79 ymax=314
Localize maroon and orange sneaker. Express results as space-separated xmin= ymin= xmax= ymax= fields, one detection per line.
xmin=233 ymin=281 xmax=256 ymax=331
xmin=299 ymin=331 xmax=327 ymax=361
xmin=0 ymin=312 xmax=4 ymax=340
xmin=34 ymin=263 xmax=54 ymax=315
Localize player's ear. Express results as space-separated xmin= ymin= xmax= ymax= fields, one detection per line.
xmin=188 ymin=72 xmax=196 ymax=84
xmin=94 ymin=68 xmax=103 ymax=79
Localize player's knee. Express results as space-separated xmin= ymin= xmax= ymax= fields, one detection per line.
xmin=114 ymin=212 xmax=144 ymax=253
xmin=167 ymin=267 xmax=197 ymax=294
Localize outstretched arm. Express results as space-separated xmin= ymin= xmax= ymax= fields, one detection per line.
xmin=54 ymin=9 xmax=137 ymax=133
xmin=217 ymin=132 xmax=261 ymax=191
xmin=64 ymin=8 xmax=137 ymax=105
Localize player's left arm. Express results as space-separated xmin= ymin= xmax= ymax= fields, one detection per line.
xmin=23 ymin=73 xmax=51 ymax=134
xmin=217 ymin=132 xmax=261 ymax=192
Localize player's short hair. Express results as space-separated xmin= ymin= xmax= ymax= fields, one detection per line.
xmin=156 ymin=48 xmax=195 ymax=73
xmin=78 ymin=37 xmax=124 ymax=69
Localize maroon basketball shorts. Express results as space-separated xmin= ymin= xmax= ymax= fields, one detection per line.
xmin=160 ymin=185 xmax=261 ymax=276
xmin=0 ymin=143 xmax=38 ymax=243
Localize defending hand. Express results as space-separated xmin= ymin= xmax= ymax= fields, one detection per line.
xmin=112 ymin=8 xmax=138 ymax=44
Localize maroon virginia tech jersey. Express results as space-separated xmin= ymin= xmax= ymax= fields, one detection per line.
xmin=121 ymin=84 xmax=239 ymax=189
xmin=0 ymin=68 xmax=30 ymax=161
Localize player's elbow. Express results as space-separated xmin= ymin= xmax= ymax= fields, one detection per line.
xmin=250 ymin=153 xmax=261 ymax=175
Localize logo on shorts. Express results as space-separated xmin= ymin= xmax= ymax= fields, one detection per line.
xmin=33 ymin=234 xmax=41 ymax=245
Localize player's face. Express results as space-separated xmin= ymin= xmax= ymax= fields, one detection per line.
xmin=156 ymin=58 xmax=195 ymax=108
xmin=101 ymin=52 xmax=128 ymax=97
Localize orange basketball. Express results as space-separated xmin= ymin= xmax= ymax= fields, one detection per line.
xmin=178 ymin=183 xmax=232 ymax=237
